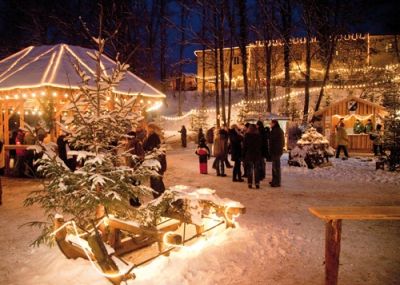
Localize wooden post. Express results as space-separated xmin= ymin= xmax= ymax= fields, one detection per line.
xmin=325 ymin=219 xmax=342 ymax=285
xmin=4 ymin=101 xmax=9 ymax=145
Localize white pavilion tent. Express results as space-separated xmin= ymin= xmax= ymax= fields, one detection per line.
xmin=0 ymin=44 xmax=165 ymax=144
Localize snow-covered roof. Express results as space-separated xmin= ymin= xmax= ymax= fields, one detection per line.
xmin=314 ymin=95 xmax=385 ymax=116
xmin=0 ymin=44 xmax=165 ymax=98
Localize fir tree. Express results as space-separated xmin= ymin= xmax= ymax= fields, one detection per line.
xmin=382 ymin=83 xmax=400 ymax=171
xmin=24 ymin=36 xmax=162 ymax=246
xmin=236 ymin=101 xmax=250 ymax=123
xmin=191 ymin=108 xmax=208 ymax=131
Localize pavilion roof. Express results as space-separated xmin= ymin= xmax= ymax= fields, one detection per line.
xmin=0 ymin=44 xmax=165 ymax=98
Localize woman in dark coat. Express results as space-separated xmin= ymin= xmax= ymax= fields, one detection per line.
xmin=229 ymin=125 xmax=244 ymax=182
xmin=179 ymin=125 xmax=187 ymax=148
xmin=195 ymin=138 xmax=210 ymax=174
xmin=198 ymin=128 xmax=205 ymax=144
xmin=243 ymin=124 xmax=263 ymax=188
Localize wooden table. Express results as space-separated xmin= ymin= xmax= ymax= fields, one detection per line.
xmin=309 ymin=206 xmax=400 ymax=285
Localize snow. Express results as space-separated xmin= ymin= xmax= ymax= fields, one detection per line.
xmin=0 ymin=44 xmax=164 ymax=98
xmin=1 ymin=148 xmax=400 ymax=285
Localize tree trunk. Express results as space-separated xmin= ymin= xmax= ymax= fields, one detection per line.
xmin=280 ymin=0 xmax=292 ymax=114
xmin=303 ymin=30 xmax=311 ymax=123
xmin=219 ymin=2 xmax=226 ymax=126
xmin=201 ymin=2 xmax=207 ymax=109
xmin=214 ymin=10 xmax=221 ymax=127
xmin=237 ymin=0 xmax=249 ymax=100
xmin=314 ymin=36 xmax=337 ymax=112
xmin=159 ymin=0 xmax=167 ymax=92
xmin=178 ymin=1 xmax=187 ymax=116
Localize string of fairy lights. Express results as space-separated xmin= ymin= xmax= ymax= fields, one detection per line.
xmin=160 ymin=78 xmax=394 ymax=121
xmin=0 ymin=90 xmax=163 ymax=117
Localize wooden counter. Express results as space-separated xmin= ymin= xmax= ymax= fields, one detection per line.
xmin=330 ymin=133 xmax=373 ymax=152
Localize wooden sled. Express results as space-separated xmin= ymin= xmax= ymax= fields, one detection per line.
xmin=54 ymin=188 xmax=245 ymax=285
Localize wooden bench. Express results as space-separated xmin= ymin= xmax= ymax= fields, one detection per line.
xmin=309 ymin=206 xmax=400 ymax=285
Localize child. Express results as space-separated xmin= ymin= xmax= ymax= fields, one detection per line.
xmin=195 ymin=138 xmax=210 ymax=174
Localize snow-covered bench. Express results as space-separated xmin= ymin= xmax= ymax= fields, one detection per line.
xmin=309 ymin=206 xmax=400 ymax=285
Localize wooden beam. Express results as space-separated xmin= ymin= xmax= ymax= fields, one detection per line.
xmin=325 ymin=219 xmax=342 ymax=285
xmin=309 ymin=206 xmax=400 ymax=220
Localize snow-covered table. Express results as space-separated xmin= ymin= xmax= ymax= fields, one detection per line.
xmin=309 ymin=206 xmax=400 ymax=285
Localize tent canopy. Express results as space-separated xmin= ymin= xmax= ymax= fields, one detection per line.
xmin=0 ymin=44 xmax=165 ymax=98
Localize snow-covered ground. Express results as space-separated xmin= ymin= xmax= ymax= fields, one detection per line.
xmin=1 ymin=147 xmax=399 ymax=285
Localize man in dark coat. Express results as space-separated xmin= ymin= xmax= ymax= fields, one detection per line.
xmin=269 ymin=120 xmax=285 ymax=187
xmin=179 ymin=125 xmax=187 ymax=148
xmin=229 ymin=125 xmax=244 ymax=182
xmin=242 ymin=124 xmax=263 ymax=189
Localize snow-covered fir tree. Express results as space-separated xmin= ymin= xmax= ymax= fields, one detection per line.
xmin=191 ymin=108 xmax=208 ymax=131
xmin=24 ymin=37 xmax=162 ymax=246
xmin=382 ymin=83 xmax=400 ymax=171
xmin=289 ymin=127 xmax=335 ymax=169
xmin=236 ymin=101 xmax=251 ymax=123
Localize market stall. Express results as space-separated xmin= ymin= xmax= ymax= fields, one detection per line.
xmin=0 ymin=44 xmax=165 ymax=143
xmin=0 ymin=44 xmax=165 ymax=171
xmin=313 ymin=96 xmax=387 ymax=152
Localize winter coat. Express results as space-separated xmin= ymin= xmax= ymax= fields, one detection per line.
xmin=258 ymin=128 xmax=269 ymax=158
xmin=372 ymin=130 xmax=383 ymax=145
xmin=126 ymin=137 xmax=145 ymax=163
xmin=144 ymin=133 xmax=161 ymax=152
xmin=269 ymin=125 xmax=285 ymax=159
xmin=353 ymin=122 xmax=365 ymax=134
xmin=206 ymin=128 xmax=215 ymax=144
xmin=179 ymin=127 xmax=187 ymax=138
xmin=196 ymin=146 xmax=210 ymax=163
xmin=198 ymin=131 xmax=205 ymax=143
xmin=213 ymin=136 xmax=227 ymax=158
xmin=57 ymin=135 xmax=68 ymax=163
xmin=365 ymin=122 xmax=374 ymax=133
xmin=336 ymin=127 xmax=349 ymax=146
xmin=242 ymin=133 xmax=263 ymax=162
xmin=229 ymin=129 xmax=243 ymax=161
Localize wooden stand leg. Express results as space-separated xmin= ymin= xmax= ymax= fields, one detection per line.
xmin=325 ymin=219 xmax=342 ymax=285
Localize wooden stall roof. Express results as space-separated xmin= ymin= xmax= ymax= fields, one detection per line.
xmin=314 ymin=95 xmax=386 ymax=116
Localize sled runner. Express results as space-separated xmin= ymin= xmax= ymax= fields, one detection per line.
xmin=54 ymin=186 xmax=245 ymax=284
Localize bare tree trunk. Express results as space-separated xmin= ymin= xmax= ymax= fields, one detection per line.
xmin=178 ymin=1 xmax=187 ymax=116
xmin=237 ymin=0 xmax=249 ymax=100
xmin=303 ymin=28 xmax=311 ymax=123
xmin=219 ymin=2 xmax=226 ymax=126
xmin=265 ymin=43 xmax=272 ymax=112
xmin=226 ymin=0 xmax=235 ymax=126
xmin=314 ymin=37 xmax=336 ymax=112
xmin=280 ymin=0 xmax=292 ymax=114
xmin=213 ymin=9 xmax=221 ymax=127
xmin=159 ymin=0 xmax=167 ymax=92
xmin=201 ymin=2 xmax=207 ymax=109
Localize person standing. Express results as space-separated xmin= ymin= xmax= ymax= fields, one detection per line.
xmin=179 ymin=125 xmax=187 ymax=148
xmin=372 ymin=124 xmax=383 ymax=156
xmin=256 ymin=120 xmax=267 ymax=180
xmin=335 ymin=122 xmax=349 ymax=159
xmin=195 ymin=138 xmax=210 ymax=174
xmin=197 ymin=128 xmax=205 ymax=144
xmin=243 ymin=124 xmax=262 ymax=188
xmin=143 ymin=125 xmax=166 ymax=198
xmin=213 ymin=129 xmax=227 ymax=177
xmin=364 ymin=119 xmax=374 ymax=133
xmin=229 ymin=125 xmax=244 ymax=182
xmin=269 ymin=120 xmax=284 ymax=187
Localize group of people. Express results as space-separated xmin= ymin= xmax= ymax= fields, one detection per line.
xmin=7 ymin=124 xmax=47 ymax=177
xmin=192 ymin=120 xmax=284 ymax=189
xmin=335 ymin=118 xmax=384 ymax=159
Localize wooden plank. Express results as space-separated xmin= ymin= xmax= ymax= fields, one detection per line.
xmin=4 ymin=144 xmax=35 ymax=150
xmin=309 ymin=206 xmax=400 ymax=220
xmin=325 ymin=219 xmax=342 ymax=285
